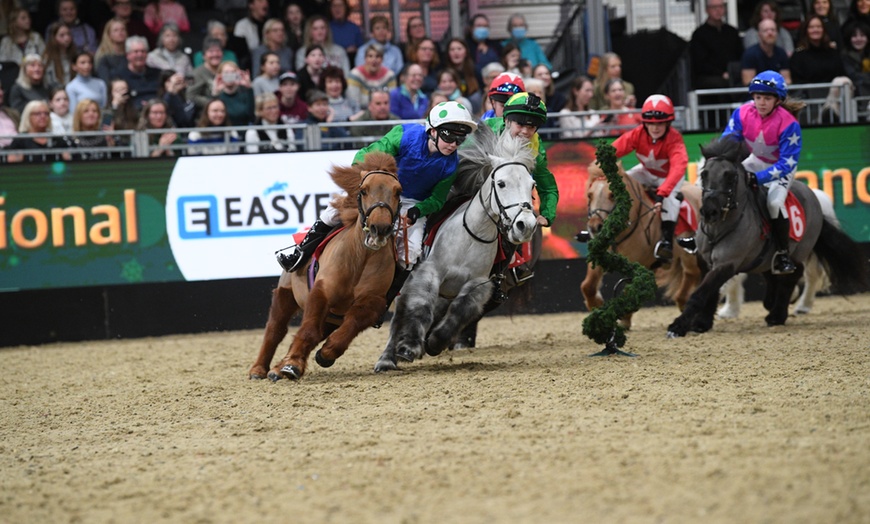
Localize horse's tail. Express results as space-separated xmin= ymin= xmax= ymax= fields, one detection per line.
xmin=812 ymin=219 xmax=870 ymax=294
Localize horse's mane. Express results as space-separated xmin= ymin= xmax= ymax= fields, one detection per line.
xmin=585 ymin=160 xmax=628 ymax=191
xmin=452 ymin=124 xmax=537 ymax=198
xmin=330 ymin=151 xmax=398 ymax=226
xmin=700 ymin=136 xmax=750 ymax=164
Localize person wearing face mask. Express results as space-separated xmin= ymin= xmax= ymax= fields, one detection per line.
xmin=466 ymin=13 xmax=501 ymax=77
xmin=502 ymin=13 xmax=551 ymax=70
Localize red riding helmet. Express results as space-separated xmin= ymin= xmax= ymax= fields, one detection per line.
xmin=488 ymin=72 xmax=526 ymax=103
xmin=641 ymin=94 xmax=675 ymax=123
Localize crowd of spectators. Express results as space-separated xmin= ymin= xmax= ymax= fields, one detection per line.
xmin=0 ymin=0 xmax=869 ymax=162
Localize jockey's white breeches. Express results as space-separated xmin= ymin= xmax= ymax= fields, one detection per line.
xmin=742 ymin=154 xmax=792 ymax=218
xmin=397 ymin=199 xmax=425 ymax=270
xmin=626 ymin=164 xmax=684 ymax=222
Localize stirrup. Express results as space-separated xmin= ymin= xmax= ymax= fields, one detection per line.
xmin=654 ymin=240 xmax=673 ymax=261
xmin=276 ymin=248 xmax=303 ymax=272
xmin=771 ymin=251 xmax=796 ymax=275
xmin=510 ymin=266 xmax=535 ymax=285
xmin=574 ymin=230 xmax=591 ymax=242
xmin=676 ymin=236 xmax=697 ymax=254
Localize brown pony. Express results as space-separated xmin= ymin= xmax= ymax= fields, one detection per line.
xmin=249 ymin=152 xmax=402 ymax=381
xmin=580 ymin=161 xmax=703 ymax=328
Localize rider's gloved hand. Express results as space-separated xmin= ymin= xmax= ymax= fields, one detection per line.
xmin=654 ymin=194 xmax=664 ymax=204
xmin=406 ymin=207 xmax=421 ymax=225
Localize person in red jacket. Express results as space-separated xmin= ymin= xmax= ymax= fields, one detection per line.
xmin=611 ymin=94 xmax=689 ymax=261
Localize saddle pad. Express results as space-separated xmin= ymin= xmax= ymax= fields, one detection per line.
xmin=675 ymin=200 xmax=698 ymax=236
xmin=496 ymin=240 xmax=533 ymax=269
xmin=785 ymin=192 xmax=805 ymax=242
xmin=313 ymin=226 xmax=346 ymax=260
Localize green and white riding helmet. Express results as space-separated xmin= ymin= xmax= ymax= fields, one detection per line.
xmin=426 ymin=101 xmax=478 ymax=141
xmin=503 ymin=92 xmax=548 ymax=128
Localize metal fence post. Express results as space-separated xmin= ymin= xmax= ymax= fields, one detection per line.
xmin=687 ymin=90 xmax=699 ymax=132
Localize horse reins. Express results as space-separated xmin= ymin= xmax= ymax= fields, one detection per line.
xmin=699 ymin=158 xmax=753 ymax=246
xmin=463 ymin=161 xmax=534 ymax=244
xmin=587 ymin=176 xmax=657 ymax=248
xmin=357 ymin=169 xmax=401 ymax=233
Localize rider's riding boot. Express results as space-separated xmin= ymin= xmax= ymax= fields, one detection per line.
xmin=575 ymin=230 xmax=591 ymax=242
xmin=373 ymin=268 xmax=412 ymax=328
xmin=276 ymin=219 xmax=333 ymax=272
xmin=771 ymin=216 xmax=797 ymax=275
xmin=654 ymin=220 xmax=676 ymax=262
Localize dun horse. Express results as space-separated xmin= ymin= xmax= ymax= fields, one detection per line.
xmin=667 ymin=138 xmax=868 ymax=337
xmin=249 ymin=152 xmax=402 ymax=380
xmin=580 ymin=161 xmax=703 ymax=328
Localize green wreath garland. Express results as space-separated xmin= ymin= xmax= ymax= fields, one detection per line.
xmin=582 ymin=141 xmax=657 ymax=351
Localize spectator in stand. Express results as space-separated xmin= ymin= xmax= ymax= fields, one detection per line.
xmin=502 ymin=13 xmax=551 ymax=69
xmin=187 ymin=98 xmax=240 ymax=155
xmin=400 ymin=15 xmax=427 ymax=64
xmin=434 ymin=68 xmax=472 ymax=109
xmin=234 ymin=0 xmax=270 ymax=53
xmin=6 ymin=99 xmax=72 ymax=162
xmin=810 ymin=0 xmax=843 ymax=49
xmin=42 ymin=21 xmax=76 ymax=87
xmin=741 ymin=18 xmax=792 ymax=85
xmin=522 ymin=76 xmax=558 ymax=135
xmin=743 ymin=0 xmax=795 ymax=57
xmin=533 ymin=63 xmax=566 ymax=113
xmin=103 ymin=78 xmax=138 ymax=145
xmin=110 ymin=0 xmax=152 ymax=48
xmin=245 ymin=91 xmax=295 ymax=152
xmin=590 ymin=52 xmax=636 ymax=110
xmin=117 ymin=36 xmax=161 ymax=109
xmin=192 ymin=21 xmax=238 ymax=68
xmin=50 ymin=0 xmax=97 ymax=54
xmin=346 ymin=42 xmax=396 ymax=109
xmin=841 ymin=21 xmax=870 ymax=95
xmin=250 ymin=19 xmax=292 ymax=78
xmin=426 ymin=91 xmax=449 ymax=112
xmin=158 ymin=69 xmax=193 ymax=127
xmin=0 ymin=8 xmax=44 ymax=65
xmin=409 ymin=37 xmax=440 ymax=95
xmin=297 ymin=44 xmax=324 ymax=100
xmin=842 ymin=0 xmax=870 ymax=34
xmin=9 ymin=54 xmax=53 ymax=113
xmin=354 ymin=15 xmax=403 ymax=74
xmin=297 ymin=14 xmax=348 ymax=74
xmin=67 ymin=51 xmax=107 ymax=110
xmin=143 ymin=0 xmax=190 ymax=38
xmin=559 ymin=75 xmax=601 ymax=139
xmin=327 ymin=0 xmax=362 ymax=60
xmin=598 ymin=78 xmax=641 ymax=136
xmin=790 ymin=14 xmax=846 ymax=85
xmin=348 ymin=88 xmax=399 ymax=138
xmin=71 ymin=98 xmax=113 ymax=160
xmin=275 ymin=70 xmax=307 ymax=126
xmin=146 ymin=23 xmax=191 ymax=78
xmin=320 ymin=64 xmax=357 ymax=123
xmin=283 ymin=2 xmax=304 ymax=51
xmin=48 ymin=86 xmax=71 ymax=134
xmin=252 ymin=51 xmax=281 ymax=96
xmin=94 ymin=18 xmax=127 ymax=82
xmin=466 ymin=13 xmax=501 ymax=78
xmin=500 ymin=43 xmax=521 ymax=76
xmin=689 ymin=0 xmax=743 ymax=90
xmin=469 ymin=61 xmax=504 ymax=117
xmin=390 ymin=63 xmax=428 ymax=119
xmin=305 ymin=88 xmax=348 ymax=150
xmin=214 ymin=60 xmax=254 ymax=125
xmin=0 ymin=83 xmax=20 ymax=147
xmin=138 ymin=98 xmax=179 ymax=157
xmin=443 ymin=38 xmax=479 ymax=98
xmin=0 ymin=0 xmax=15 ymax=40
xmin=187 ymin=37 xmax=224 ymax=112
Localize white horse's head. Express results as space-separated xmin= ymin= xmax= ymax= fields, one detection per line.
xmin=481 ymin=132 xmax=538 ymax=245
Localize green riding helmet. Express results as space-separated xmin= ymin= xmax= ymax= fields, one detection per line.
xmin=503 ymin=92 xmax=548 ymax=128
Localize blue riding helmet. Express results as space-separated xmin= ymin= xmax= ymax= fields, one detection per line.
xmin=748 ymin=70 xmax=788 ymax=100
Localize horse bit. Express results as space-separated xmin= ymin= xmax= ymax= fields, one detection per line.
xmin=357 ymin=170 xmax=400 ymax=233
xmin=464 ymin=161 xmax=534 ymax=244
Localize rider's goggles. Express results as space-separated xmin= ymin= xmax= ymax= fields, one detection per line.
xmin=438 ymin=128 xmax=468 ymax=145
xmin=642 ymin=110 xmax=671 ymax=121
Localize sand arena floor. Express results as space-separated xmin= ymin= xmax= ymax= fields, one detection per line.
xmin=1 ymin=293 xmax=869 ymax=523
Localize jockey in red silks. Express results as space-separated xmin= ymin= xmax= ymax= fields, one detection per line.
xmin=479 ymin=72 xmax=525 ymax=122
xmin=721 ymin=70 xmax=803 ymax=274
xmin=610 ymin=94 xmax=689 ymax=262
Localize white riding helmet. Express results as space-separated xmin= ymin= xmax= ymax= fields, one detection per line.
xmin=426 ymin=101 xmax=478 ymax=135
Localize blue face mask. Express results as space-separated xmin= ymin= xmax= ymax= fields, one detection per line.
xmin=511 ymin=27 xmax=527 ymax=40
xmin=472 ymin=27 xmax=490 ymax=41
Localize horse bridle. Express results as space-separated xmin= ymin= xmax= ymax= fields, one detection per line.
xmin=586 ymin=176 xmax=656 ymax=247
xmin=357 ymin=169 xmax=400 ymax=232
xmin=700 ymin=157 xmax=740 ymax=220
xmin=464 ymin=161 xmax=534 ymax=244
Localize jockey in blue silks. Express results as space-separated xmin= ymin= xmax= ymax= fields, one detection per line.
xmin=721 ymin=70 xmax=803 ymax=275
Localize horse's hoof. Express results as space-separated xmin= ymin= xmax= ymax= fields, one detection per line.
xmin=267 ymin=370 xmax=284 ymax=382
xmin=315 ymin=350 xmax=335 ymax=368
xmin=425 ymin=340 xmax=445 ymax=357
xmin=717 ymin=307 xmax=739 ymax=319
xmin=666 ymin=330 xmax=682 ymax=339
xmin=374 ymin=359 xmax=398 ymax=373
xmin=396 ymin=348 xmax=416 ymax=363
xmin=249 ymin=373 xmax=265 ymax=380
xmin=281 ymin=365 xmax=303 ymax=380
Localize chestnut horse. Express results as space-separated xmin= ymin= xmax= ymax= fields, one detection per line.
xmin=580 ymin=161 xmax=703 ymax=328
xmin=249 ymin=152 xmax=402 ymax=381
